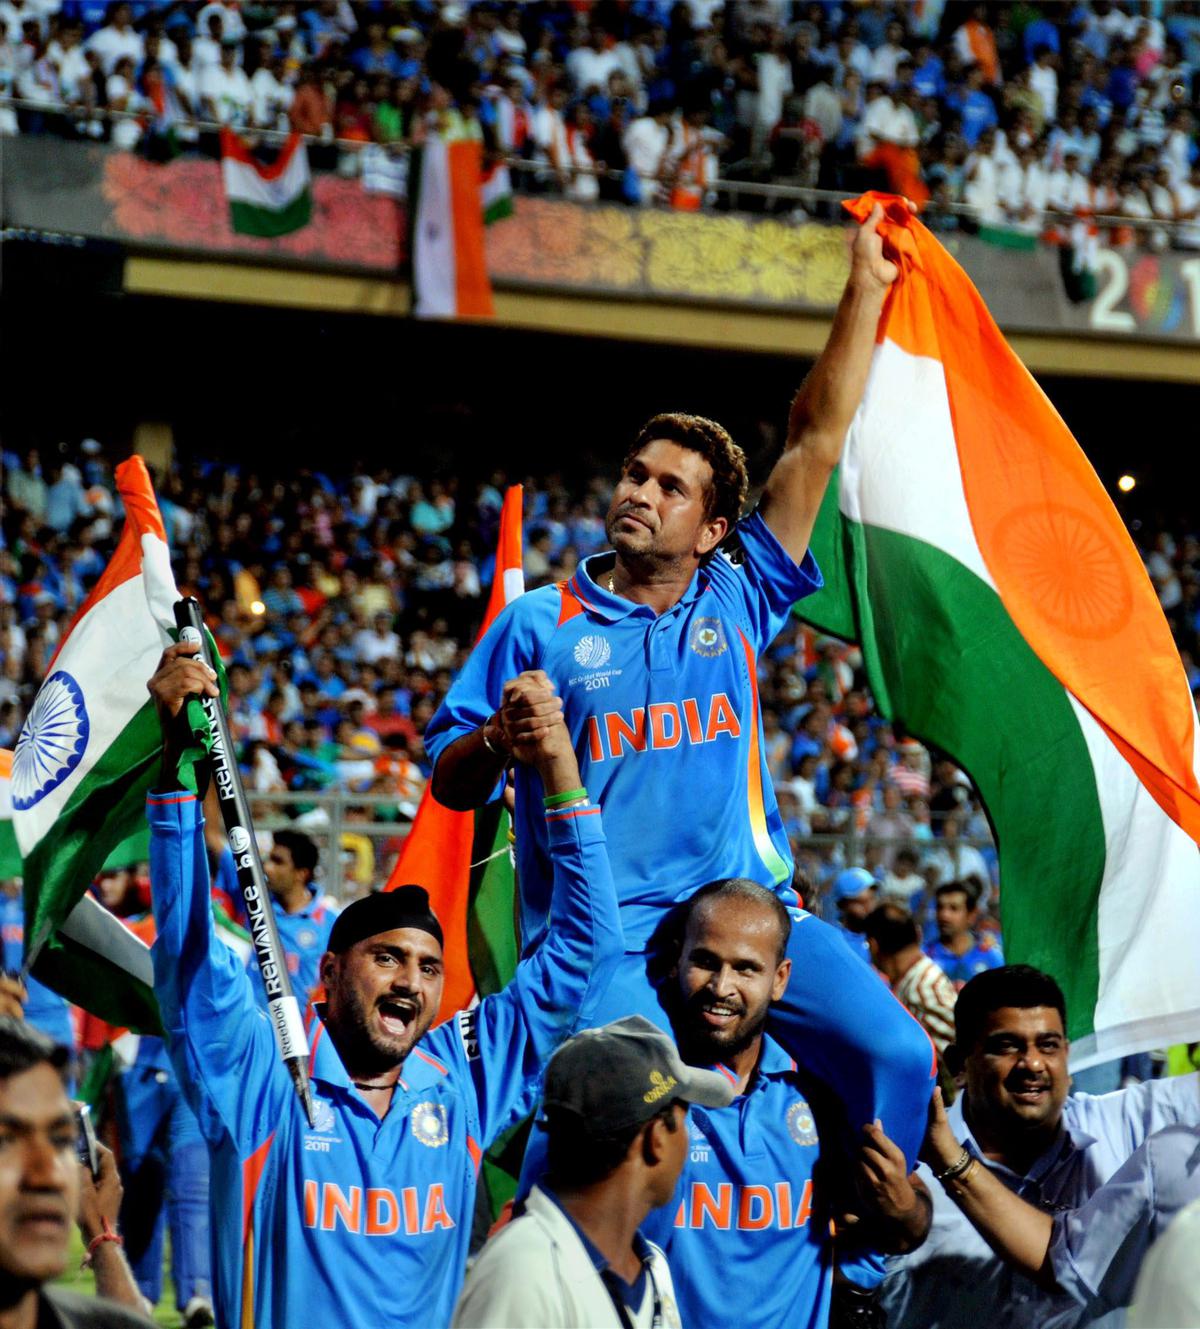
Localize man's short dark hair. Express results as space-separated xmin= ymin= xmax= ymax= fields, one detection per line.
xmin=624 ymin=413 xmax=749 ymax=528
xmin=936 ymin=879 xmax=980 ymax=907
xmin=895 ymin=847 xmax=920 ymax=868
xmin=272 ymin=829 xmax=319 ymax=877
xmin=863 ymin=903 xmax=919 ymax=956
xmin=0 ymin=1018 xmax=70 ymax=1083
xmin=543 ymin=1101 xmax=680 ymax=1188
xmin=681 ymin=878 xmax=792 ymax=962
xmin=954 ymin=966 xmax=1067 ymax=1052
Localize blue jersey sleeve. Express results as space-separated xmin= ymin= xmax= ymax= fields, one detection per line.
xmin=424 ymin=589 xmax=561 ymax=798
xmin=147 ymin=792 xmax=286 ymax=1155
xmin=425 ymin=804 xmax=623 ymax=1148
xmin=768 ymin=912 xmax=936 ymax=1170
xmin=706 ymin=510 xmax=823 ymax=654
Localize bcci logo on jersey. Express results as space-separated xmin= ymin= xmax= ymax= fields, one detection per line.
xmin=412 ymin=1102 xmax=449 ymax=1148
xmin=689 ymin=618 xmax=727 ymax=658
xmin=786 ymin=1099 xmax=818 ymax=1147
xmin=573 ymin=635 xmax=612 ymax=669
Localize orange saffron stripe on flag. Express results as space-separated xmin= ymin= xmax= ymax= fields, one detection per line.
xmin=0 ymin=749 xmax=11 ymax=780
xmin=845 ymin=193 xmax=1200 ymax=842
xmin=47 ymin=456 xmax=167 ymax=673
xmin=447 ymin=140 xmax=494 ymax=319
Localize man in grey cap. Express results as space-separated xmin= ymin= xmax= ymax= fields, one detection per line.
xmin=452 ymin=1016 xmax=733 ymax=1329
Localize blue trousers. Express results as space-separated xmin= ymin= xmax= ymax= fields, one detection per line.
xmin=116 ymin=1059 xmax=212 ymax=1310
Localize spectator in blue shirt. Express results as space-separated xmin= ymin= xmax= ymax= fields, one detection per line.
xmin=957 ymin=64 xmax=998 ymax=146
xmin=924 ymin=881 xmax=1003 ymax=989
xmin=1022 ymin=14 xmax=1060 ymax=64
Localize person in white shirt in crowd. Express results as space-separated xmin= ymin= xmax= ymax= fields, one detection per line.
xmin=196 ymin=0 xmax=246 ymax=47
xmin=106 ymin=52 xmax=144 ymax=148
xmin=86 ymin=0 xmax=142 ymax=75
xmin=566 ymin=24 xmax=621 ymax=96
xmin=530 ymin=79 xmax=570 ymax=191
xmin=191 ymin=11 xmax=225 ymax=73
xmin=1008 ymin=142 xmax=1050 ymax=232
xmin=1075 ymin=105 xmax=1102 ymax=172
xmin=964 ymin=125 xmax=1002 ymax=224
xmin=856 ymin=78 xmax=894 ymax=161
xmin=1047 ymin=147 xmax=1088 ymax=216
xmin=46 ymin=17 xmax=89 ymax=103
xmin=169 ymin=31 xmax=200 ymax=147
xmin=623 ymin=100 xmax=671 ymax=204
xmin=752 ymin=23 xmax=792 ymax=156
xmin=1146 ymin=164 xmax=1177 ymax=250
xmin=923 ymin=812 xmax=990 ymax=904
xmin=564 ymin=101 xmax=600 ymax=202
xmin=1173 ymin=160 xmax=1200 ymax=249
xmin=869 ymin=18 xmax=909 ymax=88
xmin=1115 ymin=170 xmax=1155 ymax=245
xmin=1027 ymin=43 xmax=1058 ymax=123
xmin=880 ymin=847 xmax=925 ymax=909
xmin=250 ymin=41 xmax=293 ymax=131
xmin=1160 ymin=105 xmax=1194 ymax=185
xmin=802 ymin=65 xmax=842 ymax=146
xmin=453 ymin=1017 xmax=731 ymax=1329
xmin=493 ymin=6 xmax=526 ymax=66
xmin=200 ymin=36 xmax=252 ymax=128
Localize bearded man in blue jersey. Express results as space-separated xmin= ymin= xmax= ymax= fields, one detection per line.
xmin=144 ymin=642 xmax=622 ymax=1329
xmin=427 ymin=204 xmax=935 ymax=1182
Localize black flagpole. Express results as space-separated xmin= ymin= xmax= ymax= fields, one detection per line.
xmin=174 ymin=596 xmax=317 ymax=1127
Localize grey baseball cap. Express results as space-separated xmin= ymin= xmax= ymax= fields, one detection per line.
xmin=542 ymin=1016 xmax=734 ymax=1136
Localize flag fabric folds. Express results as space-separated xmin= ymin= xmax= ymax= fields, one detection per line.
xmin=220 ymin=127 xmax=313 ymax=238
xmin=386 ymin=486 xmax=524 ymax=1022
xmin=14 ymin=456 xmax=178 ymax=1030
xmin=798 ymin=193 xmax=1200 ymax=1069
xmin=411 ymin=137 xmax=495 ymax=319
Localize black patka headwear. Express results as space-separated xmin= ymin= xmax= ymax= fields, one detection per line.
xmin=327 ymin=886 xmax=444 ymax=953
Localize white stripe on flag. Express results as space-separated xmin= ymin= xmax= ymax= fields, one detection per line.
xmin=413 ymin=139 xmax=457 ymax=318
xmin=222 ymin=144 xmax=310 ymax=211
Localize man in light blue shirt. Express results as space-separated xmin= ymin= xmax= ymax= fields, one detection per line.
xmin=882 ymin=965 xmax=1198 ymax=1329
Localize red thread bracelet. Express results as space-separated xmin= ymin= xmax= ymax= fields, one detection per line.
xmin=82 ymin=1217 xmax=123 ymax=1268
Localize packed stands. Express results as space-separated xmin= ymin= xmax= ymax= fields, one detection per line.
xmin=3 ymin=1 xmax=1200 ymax=245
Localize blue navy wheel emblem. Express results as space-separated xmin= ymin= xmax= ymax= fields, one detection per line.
xmin=12 ymin=671 xmax=90 ymax=810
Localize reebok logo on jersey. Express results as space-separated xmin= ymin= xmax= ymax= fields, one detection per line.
xmin=303 ymin=1181 xmax=456 ymax=1236
xmin=585 ymin=693 xmax=742 ymax=761
xmin=674 ymin=1180 xmax=814 ymax=1232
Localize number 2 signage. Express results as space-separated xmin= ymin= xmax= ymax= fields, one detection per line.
xmin=1088 ymin=249 xmax=1200 ymax=338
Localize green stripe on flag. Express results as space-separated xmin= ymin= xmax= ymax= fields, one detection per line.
xmin=32 ymin=928 xmax=161 ymax=1034
xmin=0 ymin=821 xmax=20 ymax=880
xmin=468 ymin=804 xmax=518 ymax=998
xmin=229 ymin=190 xmax=313 ymax=238
xmin=798 ymin=477 xmax=1107 ymax=1041
xmin=23 ymin=701 xmax=161 ymax=980
xmin=483 ymin=195 xmax=514 ymax=225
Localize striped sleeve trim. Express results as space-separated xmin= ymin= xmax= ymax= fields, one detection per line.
xmin=545 ymin=805 xmax=600 ymax=823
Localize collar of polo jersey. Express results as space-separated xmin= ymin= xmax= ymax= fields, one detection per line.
xmin=576 ymin=552 xmax=710 ymax=622
xmin=307 ymin=1007 xmax=449 ymax=1096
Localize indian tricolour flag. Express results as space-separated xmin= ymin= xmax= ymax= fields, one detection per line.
xmin=14 ymin=456 xmax=178 ymax=1031
xmin=480 ymin=161 xmax=514 ymax=224
xmin=411 ymin=136 xmax=495 ymax=319
xmin=221 ymin=126 xmax=312 ymax=238
xmin=800 ymin=194 xmax=1200 ymax=1069
xmin=385 ymin=485 xmax=524 ymax=1022
xmin=0 ymin=751 xmax=19 ymax=879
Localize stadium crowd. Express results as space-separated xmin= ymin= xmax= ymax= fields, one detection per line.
xmin=4 ymin=1 xmax=1200 ymax=242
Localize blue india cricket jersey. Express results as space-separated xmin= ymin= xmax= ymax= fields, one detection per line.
xmin=0 ymin=891 xmax=75 ymax=1052
xmin=146 ymin=791 xmax=622 ymax=1329
xmin=643 ymin=1038 xmax=831 ymax=1329
xmin=246 ymin=886 xmax=336 ymax=1013
xmin=426 ymin=511 xmax=822 ymax=949
xmin=925 ymin=936 xmax=1004 ymax=988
